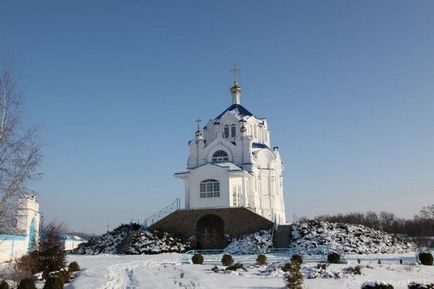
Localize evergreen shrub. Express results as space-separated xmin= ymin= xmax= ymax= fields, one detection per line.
xmin=221 ymin=254 xmax=234 ymax=266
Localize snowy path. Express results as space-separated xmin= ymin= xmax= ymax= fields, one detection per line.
xmin=66 ymin=253 xmax=433 ymax=289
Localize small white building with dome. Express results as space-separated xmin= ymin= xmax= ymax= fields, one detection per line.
xmin=175 ymin=77 xmax=286 ymax=224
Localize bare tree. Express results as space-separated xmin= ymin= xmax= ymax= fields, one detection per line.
xmin=0 ymin=58 xmax=42 ymax=227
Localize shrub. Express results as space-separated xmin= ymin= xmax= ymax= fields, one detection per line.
xmin=316 ymin=263 xmax=328 ymax=270
xmin=52 ymin=271 xmax=70 ymax=284
xmin=38 ymin=224 xmax=66 ymax=276
xmin=357 ymin=258 xmax=361 ymax=264
xmin=281 ymin=263 xmax=291 ymax=272
xmin=327 ymin=252 xmax=340 ymax=264
xmin=378 ymin=259 xmax=381 ymax=264
xmin=17 ymin=278 xmax=36 ymax=289
xmin=256 ymin=254 xmax=267 ymax=265
xmin=290 ymin=254 xmax=303 ymax=264
xmin=0 ymin=280 xmax=9 ymax=289
xmin=419 ymin=252 xmax=433 ymax=266
xmin=353 ymin=265 xmax=362 ymax=275
xmin=226 ymin=263 xmax=246 ymax=271
xmin=408 ymin=282 xmax=434 ymax=289
xmin=221 ymin=254 xmax=234 ymax=266
xmin=68 ymin=261 xmax=80 ymax=272
xmin=43 ymin=277 xmax=63 ymax=289
xmin=400 ymin=259 xmax=403 ymax=265
xmin=283 ymin=261 xmax=303 ymax=289
xmin=191 ymin=254 xmax=204 ymax=265
xmin=361 ymin=281 xmax=394 ymax=289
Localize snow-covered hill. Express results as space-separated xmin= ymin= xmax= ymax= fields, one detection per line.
xmin=225 ymin=230 xmax=272 ymax=254
xmin=72 ymin=224 xmax=191 ymax=255
xmin=72 ymin=224 xmax=130 ymax=255
xmin=289 ymin=220 xmax=415 ymax=254
xmin=127 ymin=230 xmax=192 ymax=254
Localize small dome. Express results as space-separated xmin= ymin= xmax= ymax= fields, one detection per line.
xmin=230 ymin=81 xmax=241 ymax=95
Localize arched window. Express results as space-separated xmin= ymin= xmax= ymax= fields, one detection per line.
xmin=212 ymin=150 xmax=229 ymax=163
xmin=224 ymin=125 xmax=229 ymax=138
xmin=230 ymin=124 xmax=236 ymax=137
xmin=200 ymin=179 xmax=220 ymax=198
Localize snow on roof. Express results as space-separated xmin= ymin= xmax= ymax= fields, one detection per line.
xmin=59 ymin=234 xmax=86 ymax=241
xmin=213 ymin=104 xmax=254 ymax=123
xmin=213 ymin=162 xmax=242 ymax=171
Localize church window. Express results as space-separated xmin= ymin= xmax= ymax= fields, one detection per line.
xmin=224 ymin=125 xmax=229 ymax=138
xmin=230 ymin=124 xmax=236 ymax=137
xmin=232 ymin=186 xmax=240 ymax=206
xmin=212 ymin=150 xmax=229 ymax=163
xmin=200 ymin=179 xmax=220 ymax=198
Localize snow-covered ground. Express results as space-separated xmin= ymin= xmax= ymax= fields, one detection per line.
xmin=65 ymin=252 xmax=433 ymax=289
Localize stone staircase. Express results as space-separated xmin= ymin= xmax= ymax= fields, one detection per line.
xmin=274 ymin=224 xmax=292 ymax=248
xmin=117 ymin=229 xmax=139 ymax=254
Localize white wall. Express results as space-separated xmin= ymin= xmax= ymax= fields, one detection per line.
xmin=0 ymin=196 xmax=41 ymax=263
xmin=184 ymin=164 xmax=231 ymax=209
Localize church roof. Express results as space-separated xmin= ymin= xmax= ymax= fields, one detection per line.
xmin=213 ymin=104 xmax=253 ymax=123
xmin=252 ymin=142 xmax=269 ymax=149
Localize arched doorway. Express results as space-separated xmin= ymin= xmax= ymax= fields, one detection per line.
xmin=196 ymin=214 xmax=225 ymax=249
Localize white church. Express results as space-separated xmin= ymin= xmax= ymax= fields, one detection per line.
xmin=175 ymin=74 xmax=286 ymax=224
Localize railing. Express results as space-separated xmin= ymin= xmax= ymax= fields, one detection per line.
xmin=141 ymin=198 xmax=181 ymax=230
xmin=180 ymin=246 xmax=347 ymax=264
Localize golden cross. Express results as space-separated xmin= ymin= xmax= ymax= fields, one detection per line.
xmin=230 ymin=64 xmax=240 ymax=82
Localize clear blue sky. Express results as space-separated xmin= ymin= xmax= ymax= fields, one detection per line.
xmin=1 ymin=1 xmax=434 ymax=233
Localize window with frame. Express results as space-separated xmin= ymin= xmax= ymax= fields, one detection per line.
xmin=200 ymin=179 xmax=220 ymax=198
xmin=232 ymin=186 xmax=241 ymax=206
xmin=230 ymin=124 xmax=236 ymax=137
xmin=212 ymin=150 xmax=229 ymax=163
xmin=224 ymin=125 xmax=230 ymax=138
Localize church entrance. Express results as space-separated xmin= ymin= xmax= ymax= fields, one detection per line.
xmin=196 ymin=214 xmax=225 ymax=249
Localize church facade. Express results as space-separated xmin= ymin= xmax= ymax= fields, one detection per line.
xmin=175 ymin=79 xmax=286 ymax=224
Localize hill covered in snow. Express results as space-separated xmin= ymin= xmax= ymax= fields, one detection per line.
xmin=225 ymin=230 xmax=272 ymax=254
xmin=72 ymin=224 xmax=192 ymax=255
xmin=289 ymin=220 xmax=415 ymax=254
xmin=127 ymin=230 xmax=192 ymax=254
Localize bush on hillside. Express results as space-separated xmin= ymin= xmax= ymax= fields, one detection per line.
xmin=191 ymin=254 xmax=204 ymax=265
xmin=290 ymin=254 xmax=303 ymax=264
xmin=327 ymin=252 xmax=341 ymax=264
xmin=221 ymin=254 xmax=234 ymax=266
xmin=42 ymin=277 xmax=63 ymax=289
xmin=0 ymin=280 xmax=9 ymax=289
xmin=17 ymin=278 xmax=36 ymax=289
xmin=256 ymin=254 xmax=267 ymax=265
xmin=418 ymin=252 xmax=433 ymax=266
